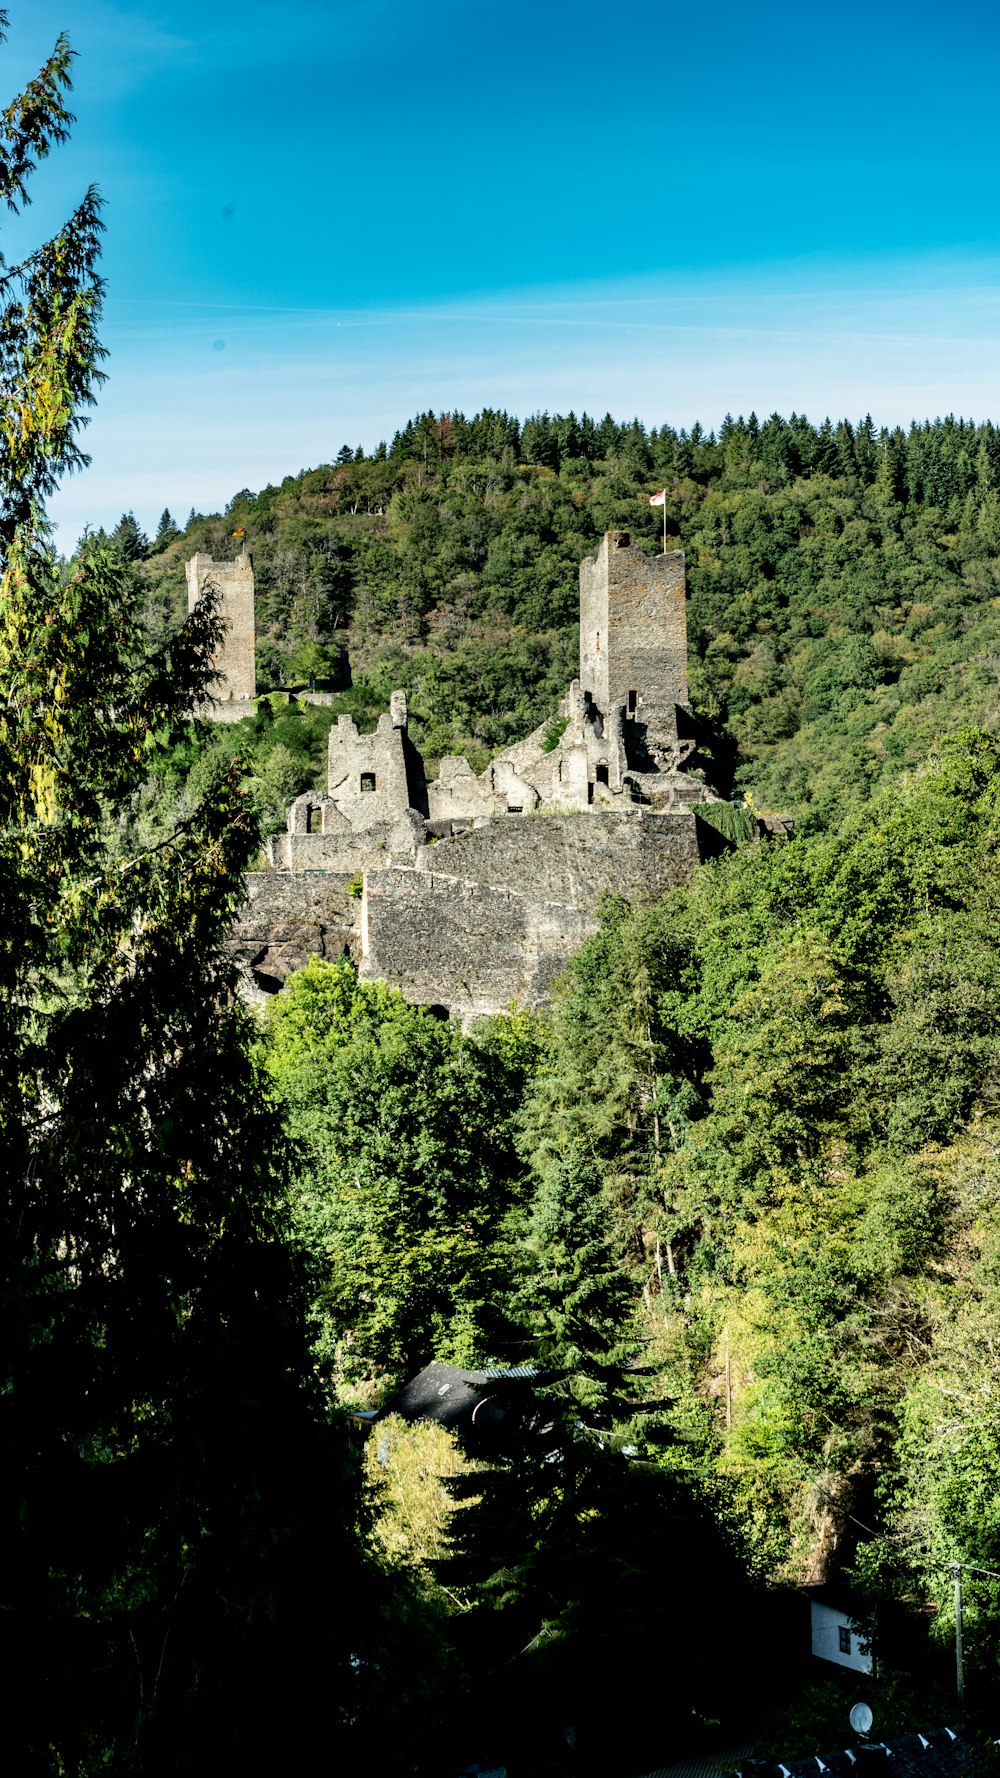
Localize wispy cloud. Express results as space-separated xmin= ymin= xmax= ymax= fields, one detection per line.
xmin=44 ymin=251 xmax=1000 ymax=545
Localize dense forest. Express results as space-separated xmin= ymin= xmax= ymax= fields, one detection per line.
xmin=113 ymin=402 xmax=1000 ymax=835
xmin=70 ymin=411 xmax=1000 ymax=1772
xmin=256 ymin=729 xmax=1000 ymax=1770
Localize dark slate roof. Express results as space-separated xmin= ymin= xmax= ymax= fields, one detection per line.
xmin=804 ymin=1582 xmax=869 ymax=1618
xmin=384 ymin=1362 xmax=508 ymax=1435
xmin=744 ymin=1727 xmax=998 ymax=1778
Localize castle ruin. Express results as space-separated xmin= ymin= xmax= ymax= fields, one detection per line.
xmin=226 ymin=531 xmax=727 ymax=1019
xmin=186 ymin=547 xmax=257 ymax=719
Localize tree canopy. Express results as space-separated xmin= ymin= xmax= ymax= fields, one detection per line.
xmin=0 ymin=20 xmax=392 ymax=1771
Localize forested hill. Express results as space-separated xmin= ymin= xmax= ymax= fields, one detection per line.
xmin=68 ymin=421 xmax=1000 ymax=1765
xmin=125 ymin=407 xmax=1000 ymax=829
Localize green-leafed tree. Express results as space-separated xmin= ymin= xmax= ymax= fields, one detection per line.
xmin=263 ymin=957 xmax=541 ymax=1383
xmin=0 ymin=20 xmax=387 ymax=1772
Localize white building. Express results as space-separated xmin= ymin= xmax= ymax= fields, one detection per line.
xmin=808 ymin=1588 xmax=873 ymax=1675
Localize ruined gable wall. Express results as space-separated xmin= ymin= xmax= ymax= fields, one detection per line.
xmin=327 ymin=711 xmax=412 ymax=825
xmin=186 ymin=551 xmax=256 ymax=704
xmin=326 ymin=694 xmax=428 ymax=825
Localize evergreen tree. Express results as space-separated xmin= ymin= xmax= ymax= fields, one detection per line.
xmin=0 ymin=18 xmax=374 ymax=1769
xmin=111 ymin=507 xmax=149 ymax=559
xmin=151 ymin=505 xmax=180 ymax=551
xmin=519 ymin=1144 xmax=632 ymax=1408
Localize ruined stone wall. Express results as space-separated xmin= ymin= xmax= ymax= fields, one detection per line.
xmin=356 ymin=809 xmax=719 ymax=1019
xmin=186 ymin=550 xmax=256 ymax=706
xmin=416 ymin=809 xmax=706 ymax=907
xmin=191 ymin=698 xmax=257 ymax=724
xmin=267 ymin=814 xmax=422 ymax=874
xmin=360 ymin=867 xmax=597 ymax=1020
xmin=229 ymin=869 xmax=361 ymax=1004
xmin=427 ymin=756 xmax=497 ymax=824
xmin=247 ymin=811 xmax=723 ymax=1019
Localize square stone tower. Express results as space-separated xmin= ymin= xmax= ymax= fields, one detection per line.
xmin=185 ymin=547 xmax=256 ymax=706
xmin=579 ymin=531 xmax=688 ymax=754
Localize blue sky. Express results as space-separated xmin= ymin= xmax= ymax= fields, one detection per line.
xmin=9 ymin=0 xmax=1000 ymax=541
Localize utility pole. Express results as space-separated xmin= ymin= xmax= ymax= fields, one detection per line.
xmin=950 ymin=1563 xmax=965 ymax=1710
xmin=724 ymin=1324 xmax=732 ymax=1432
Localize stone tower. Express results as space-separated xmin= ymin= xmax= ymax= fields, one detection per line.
xmin=579 ymin=531 xmax=688 ymax=756
xmin=185 ymin=547 xmax=256 ymax=714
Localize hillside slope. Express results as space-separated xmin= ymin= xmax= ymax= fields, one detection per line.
xmin=121 ymin=408 xmax=1000 ymax=829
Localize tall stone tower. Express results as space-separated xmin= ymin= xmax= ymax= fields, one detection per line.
xmin=579 ymin=530 xmax=688 ymax=755
xmin=185 ymin=547 xmax=256 ymax=716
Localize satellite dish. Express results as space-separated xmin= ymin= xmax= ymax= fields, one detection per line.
xmin=850 ymin=1704 xmax=874 ymax=1736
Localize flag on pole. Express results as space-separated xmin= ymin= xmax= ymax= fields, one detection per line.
xmin=232 ymin=527 xmax=246 ymax=537
xmin=648 ymin=490 xmax=666 ymax=506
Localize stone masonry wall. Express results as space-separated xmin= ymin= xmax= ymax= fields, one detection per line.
xmin=267 ymin=814 xmax=422 ymax=874
xmin=415 ymin=809 xmax=706 ymax=906
xmin=357 ymin=809 xmax=720 ymax=1019
xmin=229 ymin=869 xmax=361 ymax=1004
xmin=360 ymin=868 xmax=597 ymax=1020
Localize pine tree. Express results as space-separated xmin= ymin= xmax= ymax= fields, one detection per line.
xmin=0 ymin=18 xmax=372 ymax=1768
xmin=110 ymin=506 xmax=149 ymax=559
xmin=520 ymin=1145 xmax=631 ymax=1404
xmin=151 ymin=505 xmax=180 ymax=552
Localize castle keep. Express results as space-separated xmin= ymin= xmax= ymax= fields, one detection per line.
xmin=186 ymin=547 xmax=257 ymax=719
xmin=222 ymin=531 xmax=726 ymax=1019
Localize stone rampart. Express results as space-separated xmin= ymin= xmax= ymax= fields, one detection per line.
xmin=416 ymin=808 xmax=707 ymax=906
xmin=267 ymin=812 xmax=422 ymax=873
xmin=229 ymin=870 xmax=361 ymax=1002
xmin=356 ymin=809 xmax=722 ymax=1019
xmin=360 ymin=867 xmax=597 ymax=1020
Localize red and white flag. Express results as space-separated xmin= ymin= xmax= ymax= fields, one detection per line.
xmin=648 ymin=489 xmax=666 ymax=506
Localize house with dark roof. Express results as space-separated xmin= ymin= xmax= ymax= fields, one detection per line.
xmin=381 ymin=1360 xmax=551 ymax=1449
xmin=741 ymin=1726 xmax=998 ymax=1778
